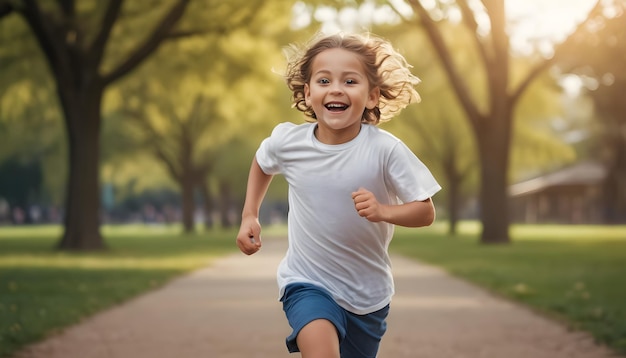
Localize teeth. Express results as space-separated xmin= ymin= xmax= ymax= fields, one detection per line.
xmin=326 ymin=103 xmax=347 ymax=108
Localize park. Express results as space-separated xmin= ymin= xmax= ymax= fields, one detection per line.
xmin=1 ymin=0 xmax=625 ymax=357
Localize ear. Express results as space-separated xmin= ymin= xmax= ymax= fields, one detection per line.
xmin=304 ymin=83 xmax=311 ymax=106
xmin=366 ymin=86 xmax=380 ymax=110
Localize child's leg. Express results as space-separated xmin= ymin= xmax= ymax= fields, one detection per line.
xmin=296 ymin=319 xmax=340 ymax=358
xmin=281 ymin=283 xmax=346 ymax=355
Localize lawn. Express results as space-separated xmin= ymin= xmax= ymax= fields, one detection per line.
xmin=0 ymin=224 xmax=239 ymax=358
xmin=390 ymin=222 xmax=626 ymax=355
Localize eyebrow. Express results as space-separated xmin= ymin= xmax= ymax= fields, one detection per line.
xmin=312 ymin=70 xmax=364 ymax=78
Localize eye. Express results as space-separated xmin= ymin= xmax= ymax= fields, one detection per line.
xmin=345 ymin=79 xmax=357 ymax=85
xmin=317 ymin=78 xmax=330 ymax=84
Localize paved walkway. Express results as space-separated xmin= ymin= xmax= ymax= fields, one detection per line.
xmin=15 ymin=237 xmax=618 ymax=358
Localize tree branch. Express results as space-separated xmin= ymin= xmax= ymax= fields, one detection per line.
xmin=457 ymin=0 xmax=491 ymax=67
xmin=57 ymin=0 xmax=75 ymax=17
xmin=482 ymin=0 xmax=509 ymax=98
xmin=153 ymin=146 xmax=181 ymax=182
xmin=457 ymin=0 xmax=500 ymax=108
xmin=88 ymin=0 xmax=123 ymax=68
xmin=124 ymin=109 xmax=182 ymax=181
xmin=551 ymin=0 xmax=604 ymax=64
xmin=102 ymin=0 xmax=190 ymax=86
xmin=510 ymin=60 xmax=552 ymax=106
xmin=18 ymin=0 xmax=63 ymax=72
xmin=510 ymin=0 xmax=603 ymax=104
xmin=405 ymin=0 xmax=485 ymax=125
xmin=0 ymin=0 xmax=13 ymax=19
xmin=187 ymin=96 xmax=212 ymax=142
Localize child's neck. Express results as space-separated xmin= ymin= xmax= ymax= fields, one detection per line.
xmin=314 ymin=123 xmax=362 ymax=145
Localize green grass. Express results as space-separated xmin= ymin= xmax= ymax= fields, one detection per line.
xmin=0 ymin=224 xmax=239 ymax=358
xmin=390 ymin=222 xmax=626 ymax=355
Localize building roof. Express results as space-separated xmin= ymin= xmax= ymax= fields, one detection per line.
xmin=509 ymin=161 xmax=606 ymax=197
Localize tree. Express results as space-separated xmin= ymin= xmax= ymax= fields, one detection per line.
xmin=1 ymin=1 xmax=192 ymax=249
xmin=1 ymin=0 xmax=272 ymax=249
xmin=0 ymin=16 xmax=68 ymax=206
xmin=370 ymin=21 xmax=573 ymax=235
xmin=387 ymin=0 xmax=607 ymax=243
xmin=122 ymin=94 xmax=215 ymax=232
xmin=0 ymin=78 xmax=67 ymax=202
xmin=557 ymin=5 xmax=626 ymax=222
xmin=371 ymin=22 xmax=478 ymax=235
xmin=108 ymin=0 xmax=292 ymax=232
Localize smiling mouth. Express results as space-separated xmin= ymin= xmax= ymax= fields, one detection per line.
xmin=325 ymin=103 xmax=348 ymax=112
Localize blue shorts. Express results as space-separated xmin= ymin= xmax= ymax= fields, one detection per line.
xmin=281 ymin=283 xmax=389 ymax=358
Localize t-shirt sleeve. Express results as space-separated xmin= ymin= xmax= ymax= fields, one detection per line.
xmin=386 ymin=141 xmax=441 ymax=203
xmin=255 ymin=122 xmax=293 ymax=175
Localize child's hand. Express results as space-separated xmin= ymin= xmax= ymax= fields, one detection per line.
xmin=352 ymin=187 xmax=386 ymax=222
xmin=236 ymin=216 xmax=262 ymax=255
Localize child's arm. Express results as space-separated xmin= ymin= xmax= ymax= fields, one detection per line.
xmin=351 ymin=187 xmax=435 ymax=227
xmin=236 ymin=157 xmax=273 ymax=255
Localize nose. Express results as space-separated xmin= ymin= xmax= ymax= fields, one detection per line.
xmin=329 ymin=82 xmax=343 ymax=95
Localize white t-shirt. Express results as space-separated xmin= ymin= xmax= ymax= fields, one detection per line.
xmin=256 ymin=122 xmax=441 ymax=314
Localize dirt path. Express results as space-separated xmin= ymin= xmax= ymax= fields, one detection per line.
xmin=14 ymin=237 xmax=618 ymax=358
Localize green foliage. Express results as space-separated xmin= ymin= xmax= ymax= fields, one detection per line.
xmin=0 ymin=77 xmax=67 ymax=205
xmin=0 ymin=9 xmax=69 ymax=206
xmin=1 ymin=0 xmax=594 ymax=225
xmin=370 ymin=20 xmax=479 ymax=215
xmin=0 ymin=0 xmax=303 ymax=210
xmin=557 ymin=6 xmax=626 ymax=222
xmin=391 ymin=223 xmax=626 ymax=355
xmin=0 ymin=14 xmax=49 ymax=97
xmin=101 ymin=152 xmax=178 ymax=202
xmin=373 ymin=18 xmax=576 ymax=208
xmin=98 ymin=0 xmax=297 ymax=206
xmin=511 ymin=70 xmax=577 ymax=179
xmin=0 ymin=225 xmax=239 ymax=357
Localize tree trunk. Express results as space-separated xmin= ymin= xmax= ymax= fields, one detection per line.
xmin=16 ymin=0 xmax=193 ymax=247
xmin=198 ymin=180 xmax=214 ymax=230
xmin=181 ymin=173 xmax=195 ymax=233
xmin=603 ymin=128 xmax=626 ymax=223
xmin=442 ymin=152 xmax=461 ymax=236
xmin=446 ymin=174 xmax=460 ymax=236
xmin=219 ymin=180 xmax=233 ymax=228
xmin=57 ymin=88 xmax=105 ymax=250
xmin=474 ymin=117 xmax=512 ymax=244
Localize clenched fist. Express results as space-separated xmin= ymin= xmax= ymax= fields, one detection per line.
xmin=352 ymin=187 xmax=387 ymax=222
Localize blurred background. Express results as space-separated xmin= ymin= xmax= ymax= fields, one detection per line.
xmin=0 ymin=0 xmax=624 ymax=248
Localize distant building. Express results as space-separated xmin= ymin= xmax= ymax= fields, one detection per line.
xmin=509 ymin=162 xmax=607 ymax=224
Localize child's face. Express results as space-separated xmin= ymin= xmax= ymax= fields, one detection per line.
xmin=304 ymin=48 xmax=379 ymax=143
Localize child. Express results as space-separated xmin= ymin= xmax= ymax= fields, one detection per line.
xmin=236 ymin=32 xmax=441 ymax=358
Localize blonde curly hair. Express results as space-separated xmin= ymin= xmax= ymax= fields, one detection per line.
xmin=284 ymin=32 xmax=420 ymax=125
